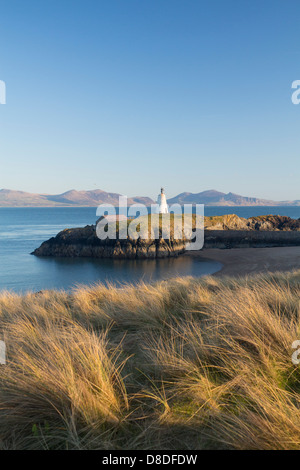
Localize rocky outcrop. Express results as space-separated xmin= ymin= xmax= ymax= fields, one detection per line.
xmin=205 ymin=214 xmax=300 ymax=231
xmin=32 ymin=226 xmax=186 ymax=259
xmin=32 ymin=215 xmax=300 ymax=259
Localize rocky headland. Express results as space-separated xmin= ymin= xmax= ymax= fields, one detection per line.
xmin=32 ymin=224 xmax=187 ymax=259
xmin=32 ymin=214 xmax=300 ymax=259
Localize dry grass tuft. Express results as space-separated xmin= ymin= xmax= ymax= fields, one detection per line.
xmin=0 ymin=270 xmax=299 ymax=449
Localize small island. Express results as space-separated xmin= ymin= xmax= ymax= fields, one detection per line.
xmin=32 ymin=214 xmax=300 ymax=259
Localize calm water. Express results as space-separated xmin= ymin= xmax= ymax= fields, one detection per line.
xmin=0 ymin=206 xmax=299 ymax=292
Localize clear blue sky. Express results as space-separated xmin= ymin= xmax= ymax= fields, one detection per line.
xmin=0 ymin=0 xmax=299 ymax=200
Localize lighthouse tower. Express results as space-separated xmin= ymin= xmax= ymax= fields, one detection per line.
xmin=157 ymin=187 xmax=169 ymax=214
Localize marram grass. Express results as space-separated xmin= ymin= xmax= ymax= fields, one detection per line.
xmin=0 ymin=270 xmax=299 ymax=449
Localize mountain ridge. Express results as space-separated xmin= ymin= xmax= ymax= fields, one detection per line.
xmin=0 ymin=188 xmax=299 ymax=207
xmin=0 ymin=189 xmax=154 ymax=207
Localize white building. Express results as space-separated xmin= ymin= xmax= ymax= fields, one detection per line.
xmin=157 ymin=187 xmax=169 ymax=214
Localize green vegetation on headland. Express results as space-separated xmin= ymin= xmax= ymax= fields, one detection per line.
xmin=0 ymin=270 xmax=300 ymax=449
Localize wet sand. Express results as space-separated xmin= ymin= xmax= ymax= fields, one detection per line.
xmin=186 ymin=246 xmax=300 ymax=277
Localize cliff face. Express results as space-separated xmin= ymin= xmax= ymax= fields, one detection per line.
xmin=32 ymin=215 xmax=300 ymax=259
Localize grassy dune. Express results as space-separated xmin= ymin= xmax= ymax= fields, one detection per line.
xmin=0 ymin=271 xmax=300 ymax=449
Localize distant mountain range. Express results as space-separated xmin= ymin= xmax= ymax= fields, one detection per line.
xmin=0 ymin=189 xmax=153 ymax=207
xmin=0 ymin=188 xmax=299 ymax=207
xmin=167 ymin=190 xmax=300 ymax=207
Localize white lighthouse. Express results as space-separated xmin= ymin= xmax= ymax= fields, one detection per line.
xmin=157 ymin=187 xmax=169 ymax=214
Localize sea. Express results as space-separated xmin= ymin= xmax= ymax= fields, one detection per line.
xmin=0 ymin=206 xmax=299 ymax=293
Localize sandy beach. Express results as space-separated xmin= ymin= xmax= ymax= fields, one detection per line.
xmin=187 ymin=246 xmax=300 ymax=277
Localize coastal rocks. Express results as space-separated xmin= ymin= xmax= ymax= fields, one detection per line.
xmin=247 ymin=215 xmax=300 ymax=231
xmin=205 ymin=214 xmax=249 ymax=230
xmin=205 ymin=214 xmax=300 ymax=231
xmin=32 ymin=215 xmax=300 ymax=259
xmin=32 ymin=225 xmax=187 ymax=259
xmin=204 ymin=230 xmax=300 ymax=248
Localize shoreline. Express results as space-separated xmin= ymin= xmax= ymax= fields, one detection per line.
xmin=187 ymin=246 xmax=300 ymax=277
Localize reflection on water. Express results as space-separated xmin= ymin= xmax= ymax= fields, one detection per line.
xmin=31 ymin=255 xmax=222 ymax=292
